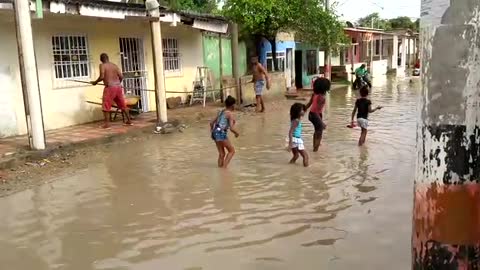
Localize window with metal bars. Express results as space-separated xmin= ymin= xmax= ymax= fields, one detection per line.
xmin=52 ymin=35 xmax=90 ymax=80
xmin=266 ymin=52 xmax=286 ymax=72
xmin=162 ymin=38 xmax=181 ymax=72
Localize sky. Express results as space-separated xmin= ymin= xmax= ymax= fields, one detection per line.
xmin=336 ymin=0 xmax=421 ymax=21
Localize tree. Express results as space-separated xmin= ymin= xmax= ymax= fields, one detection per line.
xmin=389 ymin=16 xmax=415 ymax=30
xmin=295 ymin=0 xmax=347 ymax=55
xmin=357 ymin=13 xmax=420 ymax=32
xmin=223 ymin=0 xmax=346 ymax=70
xmin=414 ymin=18 xmax=420 ymax=31
xmin=223 ymin=0 xmax=299 ymax=70
xmin=357 ymin=12 xmax=391 ymax=30
xmin=160 ymin=0 xmax=217 ymax=12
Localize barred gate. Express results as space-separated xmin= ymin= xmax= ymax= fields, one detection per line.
xmin=119 ymin=37 xmax=148 ymax=112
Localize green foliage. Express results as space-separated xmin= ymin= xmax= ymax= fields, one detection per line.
xmin=294 ymin=0 xmax=348 ymax=52
xmin=161 ymin=0 xmax=217 ymax=12
xmin=222 ymin=0 xmax=298 ymax=39
xmin=223 ymin=0 xmax=347 ymax=50
xmin=389 ymin=16 xmax=417 ymax=30
xmin=357 ymin=12 xmax=391 ymax=30
xmin=357 ymin=13 xmax=419 ymax=32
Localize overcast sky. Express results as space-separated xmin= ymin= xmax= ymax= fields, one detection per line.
xmin=336 ymin=0 xmax=421 ymax=21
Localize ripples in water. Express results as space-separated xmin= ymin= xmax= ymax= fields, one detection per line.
xmin=0 ymin=78 xmax=418 ymax=270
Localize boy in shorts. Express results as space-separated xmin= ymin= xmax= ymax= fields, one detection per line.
xmin=351 ymin=85 xmax=382 ymax=146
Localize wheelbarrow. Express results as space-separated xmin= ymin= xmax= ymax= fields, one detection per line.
xmin=87 ymin=95 xmax=141 ymax=122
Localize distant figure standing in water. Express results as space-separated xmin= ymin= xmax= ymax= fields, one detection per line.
xmin=305 ymin=78 xmax=329 ymax=151
xmin=210 ymin=96 xmax=240 ymax=168
xmin=251 ymin=56 xmax=270 ymax=112
xmin=351 ymin=86 xmax=382 ymax=146
xmin=288 ymin=103 xmax=309 ymax=167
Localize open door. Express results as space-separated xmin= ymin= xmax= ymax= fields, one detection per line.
xmin=295 ymin=50 xmax=303 ymax=89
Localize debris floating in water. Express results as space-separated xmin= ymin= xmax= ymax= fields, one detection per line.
xmin=154 ymin=121 xmax=188 ymax=134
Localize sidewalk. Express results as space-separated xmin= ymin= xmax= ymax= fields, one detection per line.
xmin=0 ymin=112 xmax=158 ymax=167
xmin=0 ymin=103 xmax=225 ymax=169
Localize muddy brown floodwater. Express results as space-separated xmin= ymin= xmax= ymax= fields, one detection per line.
xmin=0 ymin=77 xmax=419 ymax=270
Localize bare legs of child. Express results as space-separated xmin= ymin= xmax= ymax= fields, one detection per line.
xmin=358 ymin=128 xmax=368 ymax=146
xmin=289 ymin=148 xmax=309 ymax=167
xmin=215 ymin=140 xmax=236 ymax=168
xmin=313 ymin=132 xmax=323 ymax=152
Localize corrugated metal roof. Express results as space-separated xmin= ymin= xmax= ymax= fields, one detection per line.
xmin=52 ymin=0 xmax=150 ymax=12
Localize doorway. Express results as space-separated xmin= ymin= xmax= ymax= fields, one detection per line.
xmin=295 ymin=50 xmax=303 ymax=89
xmin=119 ymin=37 xmax=148 ymax=112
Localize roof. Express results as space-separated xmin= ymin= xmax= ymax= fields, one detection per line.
xmin=176 ymin=10 xmax=228 ymax=23
xmin=344 ymin=27 xmax=393 ymax=35
xmin=387 ymin=29 xmax=419 ymax=36
xmin=51 ymin=0 xmax=155 ymax=12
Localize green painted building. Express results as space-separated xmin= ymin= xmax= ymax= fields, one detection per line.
xmin=202 ymin=33 xmax=247 ymax=88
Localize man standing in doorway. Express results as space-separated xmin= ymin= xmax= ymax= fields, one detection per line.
xmin=251 ymin=56 xmax=270 ymax=112
xmin=91 ymin=53 xmax=132 ymax=128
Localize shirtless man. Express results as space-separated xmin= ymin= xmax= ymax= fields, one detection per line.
xmin=251 ymin=56 xmax=269 ymax=112
xmin=91 ymin=53 xmax=132 ymax=128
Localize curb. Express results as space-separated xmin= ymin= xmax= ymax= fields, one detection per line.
xmin=0 ymin=123 xmax=158 ymax=170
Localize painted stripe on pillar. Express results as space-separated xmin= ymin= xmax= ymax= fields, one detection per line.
xmin=414 ymin=0 xmax=480 ymax=268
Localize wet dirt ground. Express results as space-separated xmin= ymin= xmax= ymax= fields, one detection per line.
xmin=0 ymin=77 xmax=419 ymax=270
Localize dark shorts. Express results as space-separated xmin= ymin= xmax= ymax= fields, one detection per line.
xmin=309 ymin=112 xmax=324 ymax=133
xmin=102 ymin=86 xmax=127 ymax=111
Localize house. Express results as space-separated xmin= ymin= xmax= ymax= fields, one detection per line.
xmin=259 ymin=32 xmax=296 ymax=88
xmin=0 ymin=0 xmax=230 ymax=138
xmin=343 ymin=27 xmax=419 ymax=80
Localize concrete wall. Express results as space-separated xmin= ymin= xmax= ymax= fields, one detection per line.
xmin=162 ymin=24 xmax=204 ymax=100
xmin=371 ymin=59 xmax=388 ymax=77
xmin=0 ymin=13 xmax=25 ymax=138
xmin=1 ymin=12 xmax=207 ymax=136
xmin=28 ymin=15 xmax=157 ymax=133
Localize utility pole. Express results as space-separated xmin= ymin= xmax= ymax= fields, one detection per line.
xmin=413 ymin=0 xmax=480 ymax=268
xmin=14 ymin=0 xmax=46 ymax=150
xmin=324 ymin=0 xmax=331 ymax=80
xmin=146 ymin=0 xmax=168 ymax=123
xmin=230 ymin=22 xmax=241 ymax=103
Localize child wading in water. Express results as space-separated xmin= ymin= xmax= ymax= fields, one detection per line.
xmin=288 ymin=103 xmax=309 ymax=167
xmin=210 ymin=96 xmax=240 ymax=168
xmin=305 ymin=78 xmax=329 ymax=152
xmin=351 ymin=86 xmax=382 ymax=146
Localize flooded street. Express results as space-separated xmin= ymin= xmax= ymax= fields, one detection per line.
xmin=0 ymin=78 xmax=418 ymax=270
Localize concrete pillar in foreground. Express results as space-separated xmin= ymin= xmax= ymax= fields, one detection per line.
xmin=14 ymin=0 xmax=45 ymax=150
xmin=401 ymin=37 xmax=407 ymax=70
xmin=413 ymin=0 xmax=480 ymax=268
xmin=146 ymin=0 xmax=167 ymax=123
xmin=392 ymin=35 xmax=399 ymax=71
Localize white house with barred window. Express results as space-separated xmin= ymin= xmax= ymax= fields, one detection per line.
xmin=0 ymin=0 xmax=228 ymax=137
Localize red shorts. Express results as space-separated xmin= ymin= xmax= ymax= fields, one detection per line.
xmin=102 ymin=86 xmax=127 ymax=111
